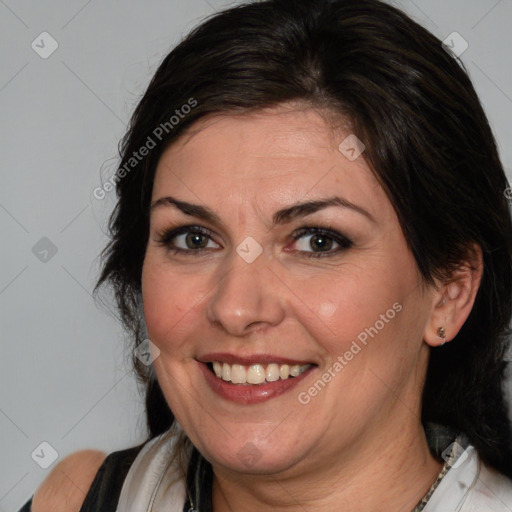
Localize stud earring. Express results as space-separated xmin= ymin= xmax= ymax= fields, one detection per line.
xmin=437 ymin=326 xmax=446 ymax=341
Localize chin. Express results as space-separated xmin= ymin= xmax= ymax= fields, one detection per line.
xmin=198 ymin=435 xmax=306 ymax=476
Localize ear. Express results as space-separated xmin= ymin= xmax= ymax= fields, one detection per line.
xmin=424 ymin=244 xmax=483 ymax=347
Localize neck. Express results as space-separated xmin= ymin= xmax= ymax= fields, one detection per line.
xmin=211 ymin=421 xmax=442 ymax=512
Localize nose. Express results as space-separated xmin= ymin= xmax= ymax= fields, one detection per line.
xmin=206 ymin=250 xmax=286 ymax=337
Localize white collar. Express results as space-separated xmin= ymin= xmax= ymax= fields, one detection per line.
xmin=423 ymin=445 xmax=512 ymax=511
xmin=116 ymin=429 xmax=188 ymax=512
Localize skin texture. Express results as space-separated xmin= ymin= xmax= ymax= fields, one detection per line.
xmin=31 ymin=450 xmax=106 ymax=512
xmin=141 ymin=104 xmax=482 ymax=511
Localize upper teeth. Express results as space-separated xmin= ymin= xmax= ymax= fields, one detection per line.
xmin=212 ymin=361 xmax=311 ymax=385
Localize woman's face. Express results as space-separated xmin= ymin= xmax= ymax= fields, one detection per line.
xmin=141 ymin=105 xmax=436 ymax=476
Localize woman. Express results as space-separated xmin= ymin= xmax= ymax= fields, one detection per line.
xmin=22 ymin=0 xmax=512 ymax=510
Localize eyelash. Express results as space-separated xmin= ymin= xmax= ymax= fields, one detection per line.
xmin=290 ymin=227 xmax=353 ymax=257
xmin=154 ymin=225 xmax=353 ymax=258
xmin=155 ymin=225 xmax=214 ymax=256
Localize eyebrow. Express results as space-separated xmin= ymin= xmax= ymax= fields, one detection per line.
xmin=150 ymin=195 xmax=375 ymax=225
xmin=151 ymin=196 xmax=223 ymax=224
xmin=272 ymin=197 xmax=375 ymax=224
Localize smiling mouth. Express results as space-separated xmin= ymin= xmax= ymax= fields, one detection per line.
xmin=207 ymin=361 xmax=313 ymax=385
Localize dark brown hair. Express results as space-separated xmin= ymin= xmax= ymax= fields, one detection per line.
xmin=95 ymin=0 xmax=512 ymax=477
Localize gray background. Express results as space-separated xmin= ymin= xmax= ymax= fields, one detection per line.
xmin=1 ymin=0 xmax=511 ymax=509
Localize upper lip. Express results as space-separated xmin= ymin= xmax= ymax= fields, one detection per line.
xmin=197 ymin=352 xmax=315 ymax=366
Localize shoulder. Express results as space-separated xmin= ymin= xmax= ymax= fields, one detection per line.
xmin=31 ymin=450 xmax=107 ymax=512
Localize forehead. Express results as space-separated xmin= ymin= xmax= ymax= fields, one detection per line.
xmin=152 ymin=106 xmax=390 ymax=219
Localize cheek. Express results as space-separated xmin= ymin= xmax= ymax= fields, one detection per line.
xmin=292 ymin=255 xmax=422 ymax=380
xmin=293 ymin=266 xmax=405 ymax=348
xmin=141 ymin=256 xmax=204 ymax=348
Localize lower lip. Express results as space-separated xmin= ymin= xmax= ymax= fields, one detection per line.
xmin=198 ymin=362 xmax=315 ymax=404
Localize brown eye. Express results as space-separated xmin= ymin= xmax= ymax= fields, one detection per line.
xmin=155 ymin=226 xmax=220 ymax=254
xmin=309 ymin=233 xmax=334 ymax=252
xmin=291 ymin=227 xmax=353 ymax=257
xmin=185 ymin=232 xmax=209 ymax=249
